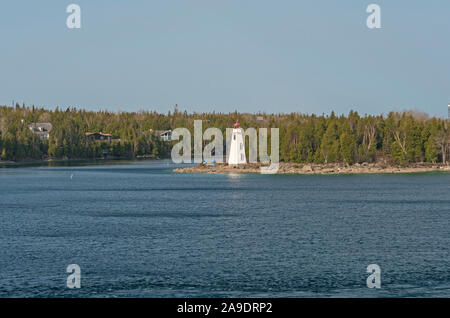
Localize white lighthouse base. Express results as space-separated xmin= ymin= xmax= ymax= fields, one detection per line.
xmin=228 ymin=128 xmax=246 ymax=164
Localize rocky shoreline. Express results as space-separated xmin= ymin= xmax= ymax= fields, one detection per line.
xmin=174 ymin=162 xmax=450 ymax=175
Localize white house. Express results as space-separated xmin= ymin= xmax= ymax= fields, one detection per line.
xmin=151 ymin=129 xmax=172 ymax=141
xmin=159 ymin=130 xmax=172 ymax=141
xmin=28 ymin=123 xmax=52 ymax=141
xmin=228 ymin=120 xmax=246 ymax=164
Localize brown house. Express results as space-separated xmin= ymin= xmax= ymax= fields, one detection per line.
xmin=85 ymin=132 xmax=112 ymax=143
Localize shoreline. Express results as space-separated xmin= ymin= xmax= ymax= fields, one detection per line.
xmin=0 ymin=156 xmax=161 ymax=168
xmin=2 ymin=158 xmax=449 ymax=174
xmin=173 ymin=162 xmax=450 ymax=175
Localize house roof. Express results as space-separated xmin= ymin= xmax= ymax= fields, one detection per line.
xmin=85 ymin=132 xmax=112 ymax=137
xmin=155 ymin=130 xmax=172 ymax=135
xmin=28 ymin=123 xmax=52 ymax=132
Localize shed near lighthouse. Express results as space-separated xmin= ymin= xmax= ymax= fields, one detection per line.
xmin=228 ymin=120 xmax=247 ymax=164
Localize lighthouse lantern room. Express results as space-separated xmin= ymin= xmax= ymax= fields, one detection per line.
xmin=228 ymin=120 xmax=247 ymax=165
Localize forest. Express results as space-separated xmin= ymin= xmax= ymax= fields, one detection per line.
xmin=0 ymin=104 xmax=449 ymax=165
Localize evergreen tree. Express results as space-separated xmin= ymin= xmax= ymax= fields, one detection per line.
xmin=0 ymin=104 xmax=449 ymax=165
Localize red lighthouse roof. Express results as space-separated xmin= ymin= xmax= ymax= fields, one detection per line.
xmin=233 ymin=120 xmax=240 ymax=128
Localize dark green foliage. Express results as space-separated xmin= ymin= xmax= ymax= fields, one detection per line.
xmin=0 ymin=106 xmax=171 ymax=161
xmin=0 ymin=105 xmax=449 ymax=164
xmin=340 ymin=132 xmax=356 ymax=164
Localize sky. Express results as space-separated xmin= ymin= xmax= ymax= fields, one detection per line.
xmin=0 ymin=0 xmax=449 ymax=117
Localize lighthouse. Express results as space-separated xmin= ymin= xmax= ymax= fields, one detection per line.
xmin=228 ymin=120 xmax=247 ymax=164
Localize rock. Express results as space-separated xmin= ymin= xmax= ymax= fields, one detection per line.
xmin=302 ymin=164 xmax=313 ymax=172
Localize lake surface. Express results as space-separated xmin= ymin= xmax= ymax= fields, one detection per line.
xmin=0 ymin=160 xmax=449 ymax=297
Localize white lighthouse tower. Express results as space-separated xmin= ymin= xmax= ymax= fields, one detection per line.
xmin=228 ymin=120 xmax=246 ymax=164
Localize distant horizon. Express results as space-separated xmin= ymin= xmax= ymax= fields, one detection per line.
xmin=1 ymin=102 xmax=447 ymax=119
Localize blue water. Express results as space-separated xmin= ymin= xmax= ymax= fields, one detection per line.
xmin=0 ymin=160 xmax=449 ymax=297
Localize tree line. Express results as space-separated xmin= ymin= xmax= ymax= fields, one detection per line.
xmin=0 ymin=104 xmax=449 ymax=165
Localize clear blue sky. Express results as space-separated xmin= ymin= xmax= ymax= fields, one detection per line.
xmin=0 ymin=0 xmax=449 ymax=117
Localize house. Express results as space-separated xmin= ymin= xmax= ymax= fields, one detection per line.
xmin=155 ymin=130 xmax=172 ymax=141
xmin=85 ymin=132 xmax=112 ymax=143
xmin=28 ymin=123 xmax=52 ymax=140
